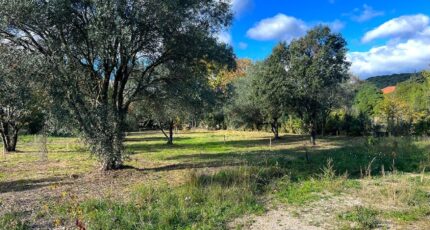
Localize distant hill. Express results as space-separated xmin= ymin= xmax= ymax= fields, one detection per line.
xmin=366 ymin=73 xmax=420 ymax=89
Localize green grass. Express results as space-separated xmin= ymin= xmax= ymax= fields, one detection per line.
xmin=1 ymin=130 xmax=430 ymax=229
xmin=382 ymin=187 xmax=430 ymax=222
xmin=49 ymin=167 xmax=287 ymax=229
xmin=384 ymin=206 xmax=430 ymax=222
xmin=338 ymin=206 xmax=380 ymax=229
xmin=276 ymin=177 xmax=361 ymax=205
xmin=0 ymin=212 xmax=30 ymax=230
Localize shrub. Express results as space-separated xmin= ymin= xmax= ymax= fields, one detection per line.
xmin=339 ymin=206 xmax=380 ymax=229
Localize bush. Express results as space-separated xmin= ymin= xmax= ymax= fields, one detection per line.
xmin=339 ymin=206 xmax=380 ymax=229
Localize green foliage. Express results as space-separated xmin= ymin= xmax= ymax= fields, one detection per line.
xmin=353 ymin=83 xmax=383 ymax=117
xmin=225 ymin=63 xmax=265 ymax=130
xmin=372 ymin=77 xmax=430 ymax=136
xmin=344 ymin=70 xmax=430 ymax=136
xmin=133 ymin=62 xmax=216 ymax=143
xmin=255 ymin=44 xmax=290 ymax=122
xmin=0 ymin=47 xmax=45 ymax=151
xmin=227 ymin=55 xmax=288 ymax=137
xmin=366 ymin=73 xmax=419 ymax=89
xmin=339 ymin=207 xmax=380 ymax=229
xmin=282 ymin=116 xmax=306 ymax=134
xmin=384 ymin=206 xmax=430 ymax=222
xmin=53 ymin=167 xmax=288 ymax=229
xmin=2 ymin=131 xmax=430 ymax=228
xmin=0 ymin=0 xmax=235 ymax=169
xmin=276 ymin=159 xmax=362 ymax=206
xmin=286 ymin=26 xmax=350 ymax=132
xmin=0 ymin=212 xmax=30 ymax=230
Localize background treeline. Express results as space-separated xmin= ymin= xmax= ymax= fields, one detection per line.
xmin=367 ymin=73 xmax=418 ymax=89
xmin=127 ymin=57 xmax=430 ymax=139
xmin=8 ymin=37 xmax=430 ymax=141
xmin=126 ymin=27 xmax=353 ymax=143
xmin=123 ymin=30 xmax=430 ymax=139
xmin=1 ymin=0 xmax=428 ymax=171
xmin=217 ymin=69 xmax=430 ymax=137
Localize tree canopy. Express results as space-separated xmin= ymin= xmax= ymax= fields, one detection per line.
xmin=0 ymin=0 xmax=235 ymax=170
xmin=0 ymin=47 xmax=44 ymax=152
xmin=285 ymin=26 xmax=350 ymax=143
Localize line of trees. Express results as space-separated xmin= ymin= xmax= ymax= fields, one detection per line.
xmin=1 ymin=1 xmax=428 ymax=171
xmin=223 ymin=62 xmax=430 ymax=139
xmin=352 ymin=73 xmax=430 ymax=136
xmin=225 ymin=26 xmax=350 ymax=143
xmin=0 ymin=0 xmax=234 ymax=170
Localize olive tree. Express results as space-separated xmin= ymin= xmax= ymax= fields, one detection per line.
xmin=139 ymin=62 xmax=218 ymax=145
xmin=0 ymin=0 xmax=234 ymax=170
xmin=286 ymin=26 xmax=350 ymax=144
xmin=0 ymin=47 xmax=43 ymax=152
xmin=225 ymin=69 xmax=265 ymax=131
xmin=254 ymin=44 xmax=290 ymax=139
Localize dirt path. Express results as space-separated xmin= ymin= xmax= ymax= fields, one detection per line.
xmin=247 ymin=208 xmax=323 ymax=230
xmin=231 ymin=195 xmax=364 ymax=230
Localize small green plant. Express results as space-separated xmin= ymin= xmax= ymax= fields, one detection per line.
xmin=277 ymin=178 xmax=325 ymax=205
xmin=276 ymin=176 xmax=360 ymax=205
xmin=384 ymin=206 xmax=430 ymax=222
xmin=0 ymin=212 xmax=30 ymax=230
xmin=366 ymin=136 xmax=380 ymax=147
xmin=405 ymin=188 xmax=430 ymax=206
xmin=339 ymin=206 xmax=380 ymax=229
xmin=320 ymin=158 xmax=336 ymax=180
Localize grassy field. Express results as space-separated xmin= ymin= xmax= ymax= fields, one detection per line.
xmin=0 ymin=130 xmax=429 ymax=229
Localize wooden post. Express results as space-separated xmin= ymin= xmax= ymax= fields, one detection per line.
xmin=269 ymin=138 xmax=272 ymax=151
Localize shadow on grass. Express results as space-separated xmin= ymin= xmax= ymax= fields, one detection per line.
xmin=125 ymin=136 xmax=192 ymax=142
xmin=0 ymin=177 xmax=71 ymax=193
xmin=126 ymin=135 xmax=315 ymax=154
xmin=123 ymin=161 xmax=246 ymax=172
xmin=127 ymin=137 xmax=429 ymax=179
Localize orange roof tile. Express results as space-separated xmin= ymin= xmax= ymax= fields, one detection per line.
xmin=381 ymin=86 xmax=396 ymax=94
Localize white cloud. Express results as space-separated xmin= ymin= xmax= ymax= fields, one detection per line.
xmin=362 ymin=14 xmax=429 ymax=43
xmin=217 ymin=31 xmax=232 ymax=45
xmin=246 ymin=14 xmax=343 ymax=41
xmin=351 ymin=4 xmax=384 ymax=22
xmin=238 ymin=42 xmax=248 ymax=49
xmin=214 ymin=0 xmax=253 ymax=46
xmin=247 ymin=14 xmax=308 ymax=41
xmin=231 ymin=0 xmax=252 ymax=16
xmin=350 ymin=15 xmax=430 ymax=78
xmin=349 ymin=38 xmax=430 ymax=78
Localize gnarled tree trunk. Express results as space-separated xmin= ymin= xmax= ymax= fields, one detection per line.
xmin=160 ymin=119 xmax=175 ymax=145
xmin=271 ymin=118 xmax=280 ymax=140
xmin=168 ymin=121 xmax=174 ymax=145
xmin=309 ymin=122 xmax=317 ymax=146
xmin=0 ymin=122 xmax=19 ymax=153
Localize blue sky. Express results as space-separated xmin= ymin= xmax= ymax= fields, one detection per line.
xmin=221 ymin=0 xmax=430 ymax=78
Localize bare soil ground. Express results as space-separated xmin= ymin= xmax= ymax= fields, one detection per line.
xmin=232 ymin=174 xmax=430 ymax=230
